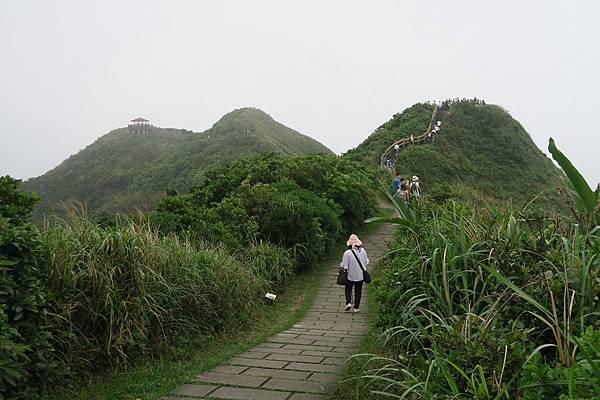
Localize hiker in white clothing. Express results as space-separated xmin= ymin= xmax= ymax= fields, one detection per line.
xmin=340 ymin=234 xmax=369 ymax=313
xmin=410 ymin=176 xmax=421 ymax=199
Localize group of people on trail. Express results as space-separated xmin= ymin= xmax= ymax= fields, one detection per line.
xmin=427 ymin=120 xmax=442 ymax=142
xmin=383 ymin=144 xmax=400 ymax=168
xmin=437 ymin=97 xmax=485 ymax=111
xmin=392 ymin=173 xmax=421 ymax=201
xmin=383 ymin=119 xmax=443 ymax=170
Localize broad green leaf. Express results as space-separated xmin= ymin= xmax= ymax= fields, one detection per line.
xmin=481 ymin=263 xmax=551 ymax=318
xmin=364 ymin=216 xmax=412 ymax=228
xmin=384 ymin=190 xmax=415 ymax=224
xmin=548 ymin=138 xmax=596 ymax=215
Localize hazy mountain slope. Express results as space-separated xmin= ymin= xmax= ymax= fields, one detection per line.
xmin=344 ymin=101 xmax=563 ymax=205
xmin=23 ymin=108 xmax=332 ymax=219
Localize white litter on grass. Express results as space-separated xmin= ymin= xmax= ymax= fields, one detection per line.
xmin=265 ymin=292 xmax=277 ymax=300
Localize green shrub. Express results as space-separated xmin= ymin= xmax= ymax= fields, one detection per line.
xmin=150 ymin=153 xmax=375 ymax=265
xmin=0 ymin=177 xmax=55 ymax=399
xmin=234 ymin=181 xmax=342 ymax=265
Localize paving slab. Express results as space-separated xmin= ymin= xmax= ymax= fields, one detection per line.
xmin=207 ymin=386 xmax=291 ymax=400
xmin=254 ymin=346 xmax=303 ymax=355
xmin=284 ymin=362 xmax=339 ymax=373
xmin=288 ymin=394 xmax=325 ymax=400
xmin=260 ymin=342 xmax=285 ymax=349
xmin=211 ymin=365 xmax=248 ymax=374
xmin=307 ymin=373 xmax=337 ymax=383
xmin=300 ymin=350 xmax=349 ymax=358
xmin=236 ymin=351 xmax=269 ymax=359
xmin=282 ymin=344 xmax=334 ymax=352
xmin=242 ymin=367 xmax=311 ymax=380
xmin=194 ymin=372 xmax=268 ymax=388
xmin=172 ymin=384 xmax=217 ymax=397
xmin=321 ymin=357 xmax=346 ymax=365
xmin=262 ymin=378 xmax=332 ymax=393
xmin=265 ymin=353 xmax=325 ymax=364
xmin=228 ymin=357 xmax=288 ymax=369
xmin=268 ymin=337 xmax=315 ymax=345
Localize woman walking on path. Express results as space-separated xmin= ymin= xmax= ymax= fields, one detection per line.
xmin=341 ymin=234 xmax=369 ymax=313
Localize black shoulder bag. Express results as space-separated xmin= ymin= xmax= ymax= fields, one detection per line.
xmin=350 ymin=249 xmax=371 ymax=284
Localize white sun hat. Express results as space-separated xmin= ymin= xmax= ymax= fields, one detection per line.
xmin=346 ymin=234 xmax=363 ymax=247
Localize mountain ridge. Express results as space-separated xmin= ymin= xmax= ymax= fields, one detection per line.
xmin=344 ymin=100 xmax=563 ymax=207
xmin=23 ymin=108 xmax=333 ymax=219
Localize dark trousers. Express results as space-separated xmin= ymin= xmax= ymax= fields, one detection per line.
xmin=345 ymin=280 xmax=363 ymax=308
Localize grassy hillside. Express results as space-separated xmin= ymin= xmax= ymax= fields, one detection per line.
xmin=23 ymin=108 xmax=332 ymax=219
xmin=344 ymin=102 xmax=435 ymax=167
xmin=345 ymin=101 xmax=563 ymax=206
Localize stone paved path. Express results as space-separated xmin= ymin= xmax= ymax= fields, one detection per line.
xmin=160 ymin=220 xmax=396 ymax=400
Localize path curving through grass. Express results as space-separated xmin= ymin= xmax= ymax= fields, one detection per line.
xmin=159 ymin=219 xmax=396 ymax=400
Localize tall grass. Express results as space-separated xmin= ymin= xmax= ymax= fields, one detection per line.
xmin=43 ymin=212 xmax=263 ymax=372
xmin=340 ymin=198 xmax=599 ymax=399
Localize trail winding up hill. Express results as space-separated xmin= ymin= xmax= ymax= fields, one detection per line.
xmin=344 ymin=101 xmax=563 ymax=206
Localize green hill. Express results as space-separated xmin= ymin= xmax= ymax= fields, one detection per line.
xmin=23 ymin=108 xmax=332 ymax=219
xmin=344 ymin=101 xmax=563 ymax=206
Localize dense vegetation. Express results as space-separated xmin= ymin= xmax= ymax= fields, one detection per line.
xmin=0 ymin=177 xmax=55 ymax=399
xmin=345 ymin=101 xmax=563 ymax=207
xmin=344 ymin=102 xmax=435 ymax=167
xmin=6 ymin=99 xmax=595 ymax=399
xmin=0 ymin=152 xmax=376 ymax=398
xmin=23 ymin=108 xmax=332 ymax=221
xmin=338 ymin=141 xmax=600 ymax=399
xmin=150 ymin=153 xmax=376 ymax=266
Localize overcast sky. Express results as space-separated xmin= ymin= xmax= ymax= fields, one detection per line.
xmin=1 ymin=1 xmax=598 ymax=185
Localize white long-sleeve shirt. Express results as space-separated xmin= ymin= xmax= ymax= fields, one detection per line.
xmin=340 ymin=247 xmax=369 ymax=282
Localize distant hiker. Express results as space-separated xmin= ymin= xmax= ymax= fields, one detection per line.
xmin=396 ymin=177 xmax=410 ymax=202
xmin=410 ymin=175 xmax=421 ymax=199
xmin=392 ymin=173 xmax=401 ymax=193
xmin=427 ymin=132 xmax=432 ymax=141
xmin=434 ymin=125 xmax=440 ymax=132
xmin=393 ymin=143 xmax=400 ymax=158
xmin=399 ymin=177 xmax=408 ymax=191
xmin=396 ymin=186 xmax=409 ymax=202
xmin=340 ymin=234 xmax=369 ymax=313
xmin=437 ymin=120 xmax=442 ymax=127
xmin=410 ymin=134 xmax=415 ymax=144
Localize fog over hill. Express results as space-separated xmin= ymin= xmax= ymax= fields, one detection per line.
xmin=2 ymin=2 xmax=599 ymax=186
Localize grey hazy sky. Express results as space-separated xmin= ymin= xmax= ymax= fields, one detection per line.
xmin=1 ymin=1 xmax=598 ymax=185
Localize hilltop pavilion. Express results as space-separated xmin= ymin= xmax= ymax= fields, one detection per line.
xmin=128 ymin=117 xmax=153 ymax=135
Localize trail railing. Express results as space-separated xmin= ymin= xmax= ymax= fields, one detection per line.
xmin=380 ymin=106 xmax=443 ymax=175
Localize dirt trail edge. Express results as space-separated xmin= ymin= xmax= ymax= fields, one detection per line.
xmin=160 ymin=219 xmax=396 ymax=400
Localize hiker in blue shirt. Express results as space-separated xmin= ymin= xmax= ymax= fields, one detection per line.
xmin=392 ymin=174 xmax=401 ymax=193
